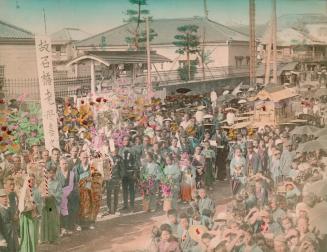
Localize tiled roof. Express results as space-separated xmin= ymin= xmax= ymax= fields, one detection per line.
xmin=76 ymin=17 xmax=249 ymax=47
xmin=51 ymin=28 xmax=91 ymax=44
xmin=261 ymin=13 xmax=327 ymax=45
xmin=0 ymin=20 xmax=34 ymax=39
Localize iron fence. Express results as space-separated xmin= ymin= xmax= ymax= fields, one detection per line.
xmin=2 ymin=76 xmax=92 ymax=101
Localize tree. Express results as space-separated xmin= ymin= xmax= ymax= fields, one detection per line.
xmin=173 ymin=25 xmax=200 ymax=81
xmin=124 ymin=0 xmax=157 ymax=50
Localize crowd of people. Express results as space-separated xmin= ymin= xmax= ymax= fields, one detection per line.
xmin=0 ymin=87 xmax=326 ymax=252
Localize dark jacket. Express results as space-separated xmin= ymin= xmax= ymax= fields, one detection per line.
xmin=119 ymin=147 xmax=136 ymax=177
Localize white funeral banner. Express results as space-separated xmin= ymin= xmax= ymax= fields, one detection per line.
xmin=35 ymin=35 xmax=60 ymax=151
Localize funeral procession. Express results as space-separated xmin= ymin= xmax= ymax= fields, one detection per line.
xmin=1 ymin=0 xmax=327 ymax=251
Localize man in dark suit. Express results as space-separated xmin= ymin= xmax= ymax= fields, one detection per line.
xmin=119 ymin=136 xmax=137 ymax=212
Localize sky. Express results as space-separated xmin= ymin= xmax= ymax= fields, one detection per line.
xmin=0 ymin=0 xmax=326 ymax=35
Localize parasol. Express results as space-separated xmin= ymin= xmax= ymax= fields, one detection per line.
xmin=188 ymin=225 xmax=208 ymax=243
xmin=290 ymin=125 xmax=319 ymax=136
xmin=308 ymin=201 xmax=327 ymax=234
xmin=176 ymin=88 xmax=192 ymax=94
xmin=297 ymin=139 xmax=327 ymax=152
xmin=303 ymin=179 xmax=327 ymax=198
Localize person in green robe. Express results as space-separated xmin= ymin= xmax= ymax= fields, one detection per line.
xmin=40 ymin=168 xmax=62 ymax=243
xmin=163 ymin=155 xmax=181 ymax=210
xmin=19 ymin=174 xmax=43 ymax=252
xmin=197 ymin=188 xmax=215 ymax=217
xmin=201 ymin=141 xmax=216 ymax=190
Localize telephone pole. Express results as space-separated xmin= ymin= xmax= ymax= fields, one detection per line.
xmin=272 ymin=0 xmax=277 ymax=84
xmin=146 ymin=16 xmax=152 ymax=99
xmin=264 ymin=0 xmax=277 ymax=85
xmin=203 ymin=0 xmax=209 ymax=19
xmin=249 ymin=0 xmax=256 ymax=87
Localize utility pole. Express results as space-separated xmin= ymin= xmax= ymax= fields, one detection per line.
xmin=146 ymin=16 xmax=152 ymax=99
xmin=203 ymin=0 xmax=209 ymax=19
xmin=272 ymin=0 xmax=277 ymax=84
xmin=43 ymin=8 xmax=47 ymax=35
xmin=249 ymin=0 xmax=256 ymax=87
xmin=265 ymin=0 xmax=277 ymax=85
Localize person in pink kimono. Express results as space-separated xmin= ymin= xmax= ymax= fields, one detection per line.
xmin=57 ymin=157 xmax=75 ymax=236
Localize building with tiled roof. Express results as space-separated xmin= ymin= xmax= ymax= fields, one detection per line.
xmin=75 ymin=17 xmax=250 ymax=70
xmin=0 ymin=20 xmax=34 ymax=42
xmin=260 ymin=14 xmax=327 ymax=63
xmin=50 ymin=28 xmax=91 ymax=76
xmin=0 ymin=20 xmax=37 ymax=80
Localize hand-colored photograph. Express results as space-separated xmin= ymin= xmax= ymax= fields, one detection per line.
xmin=0 ymin=0 xmax=326 ymax=251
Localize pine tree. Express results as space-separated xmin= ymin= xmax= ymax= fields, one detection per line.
xmin=173 ymin=25 xmax=200 ymax=81
xmin=124 ymin=0 xmax=157 ymax=50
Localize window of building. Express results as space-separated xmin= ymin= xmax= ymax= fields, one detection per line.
xmin=55 ymin=45 xmax=61 ymax=52
xmin=235 ymin=56 xmax=244 ymax=67
xmin=246 ymin=56 xmax=250 ymax=65
xmin=60 ymin=46 xmax=66 ymax=54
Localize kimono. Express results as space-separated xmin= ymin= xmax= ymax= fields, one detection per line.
xmin=201 ymin=149 xmax=215 ymax=187
xmin=269 ymin=159 xmax=282 ymax=184
xmin=58 ymin=170 xmax=75 ymax=230
xmin=19 ymin=187 xmax=42 ymax=252
xmin=156 ymin=239 xmax=181 ymax=252
xmin=75 ymin=163 xmax=102 ymax=226
xmin=141 ymin=162 xmax=162 ymax=211
xmin=280 ymin=150 xmax=294 ymax=178
xmin=180 ymin=165 xmax=196 ymax=202
xmin=40 ymin=179 xmax=62 ymax=243
xmin=164 ymin=164 xmax=181 ymax=209
xmin=177 ymin=226 xmax=198 ymax=252
xmin=198 ymin=197 xmax=215 ymax=216
xmin=26 ymin=162 xmax=43 ymax=187
xmin=67 ymin=158 xmax=81 ymax=172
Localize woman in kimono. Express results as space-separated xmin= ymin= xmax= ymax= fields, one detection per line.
xmin=179 ymin=153 xmax=196 ymax=203
xmin=74 ymin=151 xmax=97 ymax=230
xmin=163 ymin=155 xmax=181 ymax=210
xmin=57 ymin=158 xmax=75 ymax=235
xmin=141 ymin=152 xmax=162 ymax=212
xmin=201 ymin=141 xmax=216 ymax=190
xmin=40 ymin=168 xmax=62 ymax=243
xmin=19 ymin=174 xmax=43 ymax=252
xmin=192 ymin=146 xmax=205 ymax=189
